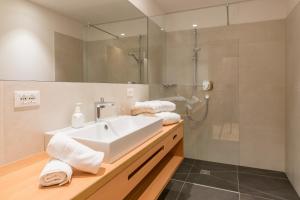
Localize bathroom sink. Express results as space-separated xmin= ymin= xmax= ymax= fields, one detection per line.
xmin=45 ymin=115 xmax=163 ymax=163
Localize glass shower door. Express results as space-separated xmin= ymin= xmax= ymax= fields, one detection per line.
xmin=149 ymin=24 xmax=240 ymax=166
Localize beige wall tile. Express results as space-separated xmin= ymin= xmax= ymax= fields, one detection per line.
xmin=286 ymin=2 xmax=300 ymax=195
xmin=148 ymin=19 xmax=165 ymax=84
xmin=0 ymin=81 xmax=148 ymax=164
xmin=240 ymin=126 xmax=285 ymax=170
xmin=239 ymin=86 xmax=285 ymax=130
xmin=54 ymin=33 xmax=84 ymax=82
xmin=239 ymin=42 xmax=285 ymax=86
xmin=238 ymin=20 xmax=286 ymax=171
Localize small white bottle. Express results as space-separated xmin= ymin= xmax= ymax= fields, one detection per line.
xmin=72 ymin=103 xmax=85 ymax=129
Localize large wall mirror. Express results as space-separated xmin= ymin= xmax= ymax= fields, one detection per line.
xmin=0 ymin=0 xmax=148 ymax=84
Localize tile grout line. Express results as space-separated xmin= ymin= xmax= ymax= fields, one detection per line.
xmin=240 ymin=194 xmax=278 ymax=200
xmin=173 ymin=160 xmax=240 ymax=193
xmin=175 ymin=159 xmax=195 ymax=200
xmin=238 ymin=172 xmax=288 ymax=180
xmin=173 ymin=179 xmax=240 ymax=194
xmin=186 ymin=180 xmax=240 ymax=194
xmin=188 ymin=169 xmax=240 ymax=191
xmin=238 ymin=166 xmax=291 ymax=200
xmin=175 ymin=182 xmax=185 ymax=200
xmin=239 ymin=186 xmax=289 ymax=200
xmin=237 ymin=165 xmax=240 ymax=200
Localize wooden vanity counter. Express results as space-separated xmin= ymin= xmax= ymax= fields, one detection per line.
xmin=0 ymin=121 xmax=184 ymax=200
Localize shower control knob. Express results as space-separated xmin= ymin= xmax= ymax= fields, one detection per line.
xmin=202 ymin=80 xmax=213 ymax=91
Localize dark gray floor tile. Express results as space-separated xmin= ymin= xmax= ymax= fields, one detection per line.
xmin=158 ymin=180 xmax=184 ymax=200
xmin=176 ymin=160 xmax=194 ymax=173
xmin=192 ymin=160 xmax=237 ymax=172
xmin=177 ymin=183 xmax=239 ymax=200
xmin=182 ymin=158 xmax=195 ymax=166
xmin=240 ymin=193 xmax=275 ymax=200
xmin=186 ymin=171 xmax=238 ymax=192
xmin=239 ymin=173 xmax=300 ymax=200
xmin=173 ymin=173 xmax=189 ymax=181
xmin=172 ymin=159 xmax=193 ymax=181
xmin=239 ymin=166 xmax=287 ymax=179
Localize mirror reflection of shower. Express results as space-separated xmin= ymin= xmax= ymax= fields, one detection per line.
xmin=88 ymin=24 xmax=147 ymax=84
xmin=128 ymin=35 xmax=145 ymax=83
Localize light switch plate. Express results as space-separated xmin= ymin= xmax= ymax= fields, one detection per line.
xmin=127 ymin=88 xmax=134 ymax=97
xmin=14 ymin=91 xmax=40 ymax=108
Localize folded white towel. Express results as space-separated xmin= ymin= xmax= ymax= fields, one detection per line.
xmin=140 ymin=112 xmax=181 ymax=126
xmin=132 ymin=100 xmax=176 ymax=115
xmin=47 ymin=135 xmax=104 ymax=174
xmin=155 ymin=112 xmax=181 ymax=125
xmin=39 ymin=159 xmax=72 ymax=187
xmin=160 ymin=96 xmax=187 ymax=102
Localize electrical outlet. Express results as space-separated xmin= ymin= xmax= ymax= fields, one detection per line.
xmin=14 ymin=91 xmax=40 ymax=108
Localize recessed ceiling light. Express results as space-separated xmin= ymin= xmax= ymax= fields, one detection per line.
xmin=120 ymin=33 xmax=125 ymax=36
xmin=160 ymin=28 xmax=164 ymax=31
xmin=192 ymin=24 xmax=198 ymax=28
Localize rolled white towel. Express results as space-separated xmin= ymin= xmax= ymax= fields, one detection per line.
xmin=132 ymin=100 xmax=176 ymax=115
xmin=39 ymin=159 xmax=72 ymax=187
xmin=47 ymin=135 xmax=104 ymax=174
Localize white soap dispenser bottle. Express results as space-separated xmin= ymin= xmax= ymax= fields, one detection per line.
xmin=72 ymin=103 xmax=85 ymax=128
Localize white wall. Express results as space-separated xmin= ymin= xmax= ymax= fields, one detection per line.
xmin=0 ymin=0 xmax=84 ymax=81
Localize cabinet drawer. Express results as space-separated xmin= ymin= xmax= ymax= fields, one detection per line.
xmin=87 ymin=139 xmax=167 ymax=199
xmin=87 ymin=125 xmax=183 ymax=200
xmin=165 ymin=125 xmax=183 ymax=153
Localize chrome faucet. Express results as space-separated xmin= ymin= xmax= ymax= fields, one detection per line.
xmin=95 ymin=98 xmax=114 ymax=122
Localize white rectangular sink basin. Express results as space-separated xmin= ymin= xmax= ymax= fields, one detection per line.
xmin=45 ymin=115 xmax=163 ymax=163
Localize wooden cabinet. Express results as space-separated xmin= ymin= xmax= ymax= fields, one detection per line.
xmin=0 ymin=122 xmax=184 ymax=200
xmin=87 ymin=124 xmax=184 ymax=200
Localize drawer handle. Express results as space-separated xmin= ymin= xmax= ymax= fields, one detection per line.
xmin=128 ymin=146 xmax=164 ymax=180
xmin=173 ymin=134 xmax=178 ymax=140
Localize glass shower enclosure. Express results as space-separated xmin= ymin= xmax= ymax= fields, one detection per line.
xmin=148 ymin=4 xmax=240 ymax=166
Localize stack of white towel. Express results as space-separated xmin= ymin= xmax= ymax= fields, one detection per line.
xmin=131 ymin=100 xmax=181 ymax=125
xmin=39 ymin=135 xmax=104 ymax=187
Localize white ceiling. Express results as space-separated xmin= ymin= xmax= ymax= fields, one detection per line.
xmin=29 ymin=0 xmax=145 ymax=24
xmin=153 ymin=0 xmax=254 ymax=14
